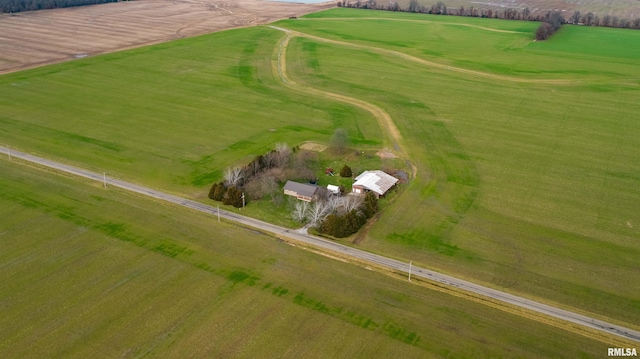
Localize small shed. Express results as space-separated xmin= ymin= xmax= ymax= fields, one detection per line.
xmin=327 ymin=184 xmax=340 ymax=195
xmin=352 ymin=170 xmax=398 ymax=197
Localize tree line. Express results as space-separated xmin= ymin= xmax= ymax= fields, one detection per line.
xmin=1 ymin=0 xmax=117 ymax=13
xmin=535 ymin=11 xmax=563 ymax=40
xmin=338 ymin=0 xmax=640 ymax=32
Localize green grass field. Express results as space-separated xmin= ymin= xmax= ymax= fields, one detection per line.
xmin=0 ymin=27 xmax=381 ymax=196
xmin=0 ymin=161 xmax=613 ymax=357
xmin=279 ymin=9 xmax=640 ymax=326
xmin=1 ymin=6 xmax=639 ymax=339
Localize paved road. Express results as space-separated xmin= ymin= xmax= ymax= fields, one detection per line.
xmin=3 ymin=145 xmax=639 ymax=343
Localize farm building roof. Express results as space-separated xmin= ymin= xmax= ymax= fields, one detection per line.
xmin=353 ymin=170 xmax=398 ymax=196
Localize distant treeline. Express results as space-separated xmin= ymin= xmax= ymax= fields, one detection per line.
xmin=1 ymin=0 xmax=118 ymax=13
xmin=338 ymin=0 xmax=640 ymax=33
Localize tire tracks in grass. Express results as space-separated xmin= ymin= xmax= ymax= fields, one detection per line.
xmin=299 ymin=17 xmax=526 ymax=34
xmin=271 ymin=25 xmax=574 ymax=84
xmin=271 ymin=26 xmax=409 ymax=164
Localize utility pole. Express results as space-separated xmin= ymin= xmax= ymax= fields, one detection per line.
xmin=103 ymin=172 xmax=107 ymax=188
xmin=217 ymin=205 xmax=220 ymax=222
xmin=242 ymin=192 xmax=245 ymax=209
xmin=408 ymin=261 xmax=412 ymax=282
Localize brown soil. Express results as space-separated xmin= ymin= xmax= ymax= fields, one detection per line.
xmin=299 ymin=142 xmax=327 ymax=152
xmin=376 ymin=148 xmax=398 ymax=159
xmin=0 ymin=0 xmax=335 ymax=75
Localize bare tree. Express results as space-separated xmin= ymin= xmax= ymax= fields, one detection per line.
xmin=260 ymin=175 xmax=278 ymax=200
xmin=249 ymin=157 xmax=262 ymax=178
xmin=326 ymin=195 xmax=341 ymax=213
xmin=611 ymin=15 xmax=619 ymax=28
xmin=618 ymin=18 xmax=629 ymax=28
xmin=293 ymin=150 xmax=317 ymax=172
xmin=244 ymin=179 xmax=264 ymax=200
xmin=438 ymin=1 xmax=447 ymax=14
xmin=224 ymin=166 xmax=243 ymax=187
xmin=306 ymin=201 xmax=330 ymax=227
xmin=260 ymin=151 xmax=275 ymax=169
xmin=581 ymin=12 xmax=594 ymax=26
xmin=341 ymin=195 xmax=363 ymax=214
xmin=274 ymin=143 xmax=291 ymax=168
xmin=330 ymin=128 xmax=349 ymax=153
xmin=291 ymin=201 xmax=309 ymax=223
xmin=503 ymin=7 xmax=517 ymax=20
xmin=408 ymin=0 xmax=418 ymax=12
xmin=265 ymin=167 xmax=287 ymax=183
xmin=571 ymin=11 xmax=581 ymax=24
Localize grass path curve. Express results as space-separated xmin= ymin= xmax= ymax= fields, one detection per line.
xmin=270 ymin=26 xmax=409 ymax=162
xmin=273 ymin=25 xmax=574 ymax=84
xmin=299 ymin=17 xmax=526 ymax=34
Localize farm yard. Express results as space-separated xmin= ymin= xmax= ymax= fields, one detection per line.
xmin=1 ymin=4 xmax=640 ymax=356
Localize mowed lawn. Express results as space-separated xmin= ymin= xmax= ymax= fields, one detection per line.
xmin=0 ymin=161 xmax=612 ymax=358
xmin=278 ymin=9 xmax=640 ymax=326
xmin=0 ymin=27 xmax=380 ymax=196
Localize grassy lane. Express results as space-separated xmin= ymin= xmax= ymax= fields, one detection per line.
xmin=277 ymin=9 xmax=640 ymax=327
xmin=271 ymin=27 xmax=408 ymax=158
xmin=293 ymin=9 xmax=640 ymax=82
xmin=274 ymin=26 xmax=573 ymax=84
xmin=0 ymin=160 xmax=614 ymax=357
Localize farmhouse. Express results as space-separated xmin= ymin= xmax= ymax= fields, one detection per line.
xmin=283 ymin=181 xmax=327 ymax=202
xmin=352 ymin=170 xmax=398 ymax=197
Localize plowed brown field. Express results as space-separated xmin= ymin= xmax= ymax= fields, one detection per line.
xmin=0 ymin=0 xmax=334 ymax=74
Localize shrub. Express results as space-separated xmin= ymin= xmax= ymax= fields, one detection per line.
xmin=209 ymin=182 xmax=226 ymax=201
xmin=340 ymin=165 xmax=353 ymax=178
xmin=224 ymin=187 xmax=245 ymax=208
xmin=363 ymin=192 xmax=378 ymax=218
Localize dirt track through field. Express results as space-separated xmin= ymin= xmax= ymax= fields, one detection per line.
xmin=276 ymin=25 xmax=574 ymax=84
xmin=271 ymin=26 xmax=408 ymax=160
xmin=0 ymin=0 xmax=334 ymax=75
xmin=300 ymin=17 xmax=526 ymax=33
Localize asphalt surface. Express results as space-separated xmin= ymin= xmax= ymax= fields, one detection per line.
xmin=3 ymin=145 xmax=639 ymax=343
